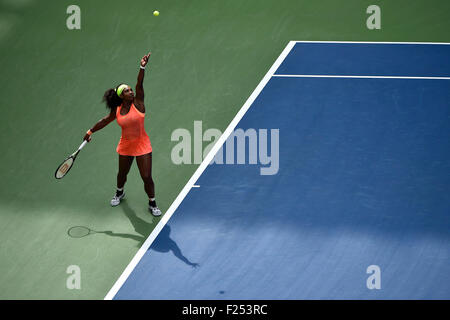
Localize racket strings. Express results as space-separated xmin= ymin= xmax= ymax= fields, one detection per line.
xmin=55 ymin=158 xmax=74 ymax=179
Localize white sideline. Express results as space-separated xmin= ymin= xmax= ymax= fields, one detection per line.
xmin=103 ymin=40 xmax=297 ymax=300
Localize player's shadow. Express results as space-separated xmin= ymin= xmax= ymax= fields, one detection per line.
xmin=104 ymin=200 xmax=199 ymax=268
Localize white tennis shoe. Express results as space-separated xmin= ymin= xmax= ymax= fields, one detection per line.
xmin=149 ymin=205 xmax=162 ymax=217
xmin=110 ymin=192 xmax=125 ymax=206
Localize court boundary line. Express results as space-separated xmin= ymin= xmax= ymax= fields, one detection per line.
xmin=293 ymin=40 xmax=450 ymax=45
xmin=104 ymin=39 xmax=449 ymax=300
xmin=103 ymin=40 xmax=297 ymax=300
xmin=273 ymin=74 xmax=450 ymax=80
xmin=277 ymin=41 xmax=450 ymax=80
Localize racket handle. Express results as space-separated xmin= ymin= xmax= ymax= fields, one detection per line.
xmin=79 ymin=140 xmax=88 ymax=151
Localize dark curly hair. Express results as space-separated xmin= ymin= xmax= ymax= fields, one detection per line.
xmin=102 ymin=84 xmax=124 ymax=111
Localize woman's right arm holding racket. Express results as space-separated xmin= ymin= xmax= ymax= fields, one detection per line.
xmin=83 ymin=110 xmax=116 ymax=142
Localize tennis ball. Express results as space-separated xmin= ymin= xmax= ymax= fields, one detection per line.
xmin=153 ymin=10 xmax=159 ymax=16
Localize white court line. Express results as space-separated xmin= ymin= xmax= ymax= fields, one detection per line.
xmin=293 ymin=40 xmax=450 ymax=45
xmin=103 ymin=40 xmax=297 ymax=300
xmin=105 ymin=39 xmax=449 ymax=299
xmin=192 ymin=185 xmax=200 ymax=188
xmin=279 ymin=41 xmax=450 ymax=80
xmin=273 ymin=74 xmax=450 ymax=80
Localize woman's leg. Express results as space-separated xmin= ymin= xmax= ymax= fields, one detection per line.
xmin=111 ymin=155 xmax=134 ymax=206
xmin=136 ymin=152 xmax=161 ymax=216
xmin=117 ymin=155 xmax=134 ymax=189
xmin=135 ymin=152 xmax=154 ymax=199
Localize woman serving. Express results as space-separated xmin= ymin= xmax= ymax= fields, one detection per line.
xmin=83 ymin=52 xmax=162 ymax=216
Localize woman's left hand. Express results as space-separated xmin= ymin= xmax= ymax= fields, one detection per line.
xmin=140 ymin=52 xmax=151 ymax=67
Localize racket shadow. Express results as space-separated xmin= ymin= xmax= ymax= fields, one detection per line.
xmin=67 ymin=200 xmax=199 ymax=268
xmin=67 ymin=226 xmax=112 ymax=238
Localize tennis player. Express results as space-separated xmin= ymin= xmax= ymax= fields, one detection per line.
xmin=83 ymin=52 xmax=162 ymax=216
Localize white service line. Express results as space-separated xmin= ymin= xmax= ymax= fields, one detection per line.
xmin=275 ymin=40 xmax=450 ymax=80
xmin=103 ymin=40 xmax=297 ymax=300
xmin=273 ymin=74 xmax=450 ymax=80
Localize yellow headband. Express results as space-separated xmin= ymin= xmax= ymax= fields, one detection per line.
xmin=116 ymin=84 xmax=129 ymax=97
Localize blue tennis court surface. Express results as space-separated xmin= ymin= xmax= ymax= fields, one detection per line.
xmin=112 ymin=42 xmax=450 ymax=299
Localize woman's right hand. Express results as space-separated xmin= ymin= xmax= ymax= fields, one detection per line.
xmin=83 ymin=133 xmax=92 ymax=142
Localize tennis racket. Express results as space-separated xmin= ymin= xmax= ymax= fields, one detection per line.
xmin=55 ymin=140 xmax=88 ymax=179
xmin=67 ymin=226 xmax=111 ymax=238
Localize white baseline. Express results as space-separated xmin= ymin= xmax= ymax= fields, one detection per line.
xmin=273 ymin=74 xmax=450 ymax=80
xmin=293 ymin=40 xmax=450 ymax=45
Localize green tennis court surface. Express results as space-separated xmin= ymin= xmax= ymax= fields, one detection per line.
xmin=0 ymin=0 xmax=449 ymax=299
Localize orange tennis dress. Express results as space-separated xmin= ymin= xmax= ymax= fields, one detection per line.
xmin=116 ymin=103 xmax=152 ymax=156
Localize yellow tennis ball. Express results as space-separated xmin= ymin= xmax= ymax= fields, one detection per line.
xmin=153 ymin=10 xmax=159 ymax=16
